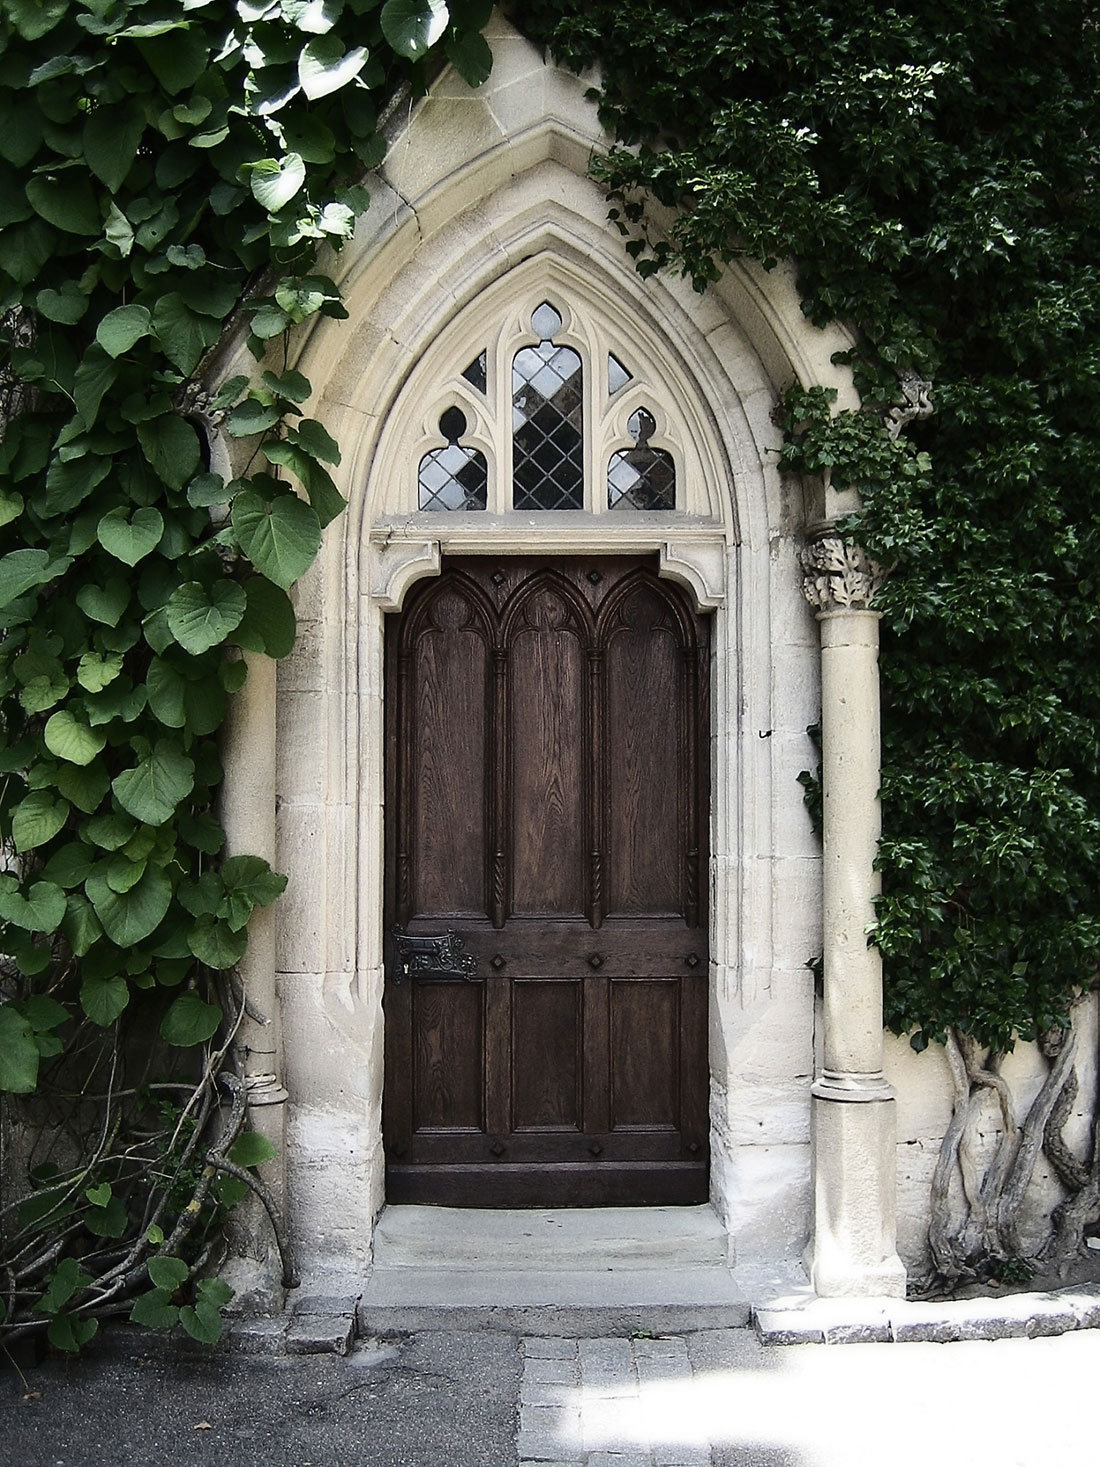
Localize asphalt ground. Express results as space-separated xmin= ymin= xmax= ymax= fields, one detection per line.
xmin=2 ymin=1324 xmax=1098 ymax=1467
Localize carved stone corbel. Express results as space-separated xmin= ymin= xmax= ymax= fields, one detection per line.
xmin=885 ymin=371 xmax=933 ymax=441
xmin=800 ymin=534 xmax=889 ymax=612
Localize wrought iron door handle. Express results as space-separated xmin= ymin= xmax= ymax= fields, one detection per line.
xmin=389 ymin=926 xmax=479 ymax=983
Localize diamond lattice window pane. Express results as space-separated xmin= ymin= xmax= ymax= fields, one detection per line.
xmin=418 ymin=407 xmax=487 ymax=510
xmin=462 ymin=351 xmax=487 ymax=392
xmin=608 ymin=353 xmax=632 ymax=394
xmin=608 ymin=408 xmax=675 ymax=510
xmin=512 ymin=305 xmax=583 ymax=510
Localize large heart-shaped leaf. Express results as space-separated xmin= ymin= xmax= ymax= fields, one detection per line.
xmin=26 ymin=173 xmax=101 ymax=235
xmin=86 ymin=865 xmax=173 ymax=945
xmin=112 ymin=743 xmax=195 ymax=825
xmin=80 ymin=970 xmax=129 ymax=1027
xmin=234 ymin=576 xmax=297 ymax=658
xmin=136 ymin=414 xmax=201 ymax=490
xmin=232 ymin=490 xmax=320 ymax=589
xmin=161 ymin=990 xmax=223 ymax=1046
xmin=380 ymin=0 xmax=448 ymax=59
xmin=247 ymin=154 xmax=306 ymax=214
xmin=152 ymin=292 xmax=219 ymax=376
xmin=166 ymin=580 xmax=247 ymax=654
xmin=96 ymin=304 xmax=153 ymax=358
xmin=44 ymin=709 xmax=106 ymax=766
xmin=188 ymin=915 xmax=248 ymax=969
xmin=298 ymin=36 xmax=370 ymax=99
xmin=0 ymin=548 xmax=61 ymax=609
xmin=12 ymin=791 xmax=69 ymax=852
xmin=97 ymin=506 xmax=164 ymax=566
xmin=0 ymin=1005 xmax=39 ymax=1094
xmin=76 ymin=576 xmax=130 ymax=627
xmin=0 ymin=875 xmax=67 ymax=932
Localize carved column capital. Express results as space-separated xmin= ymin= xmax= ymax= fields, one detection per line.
xmin=801 ymin=534 xmax=889 ymax=612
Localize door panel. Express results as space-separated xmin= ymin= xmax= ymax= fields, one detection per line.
xmin=383 ymin=556 xmax=710 ymax=1206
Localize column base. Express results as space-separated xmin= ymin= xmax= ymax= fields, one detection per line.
xmin=808 ymin=1090 xmax=906 ymax=1300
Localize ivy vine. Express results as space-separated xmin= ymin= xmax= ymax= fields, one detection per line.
xmin=0 ymin=0 xmax=492 ymax=1349
xmin=519 ymin=0 xmax=1100 ymax=1280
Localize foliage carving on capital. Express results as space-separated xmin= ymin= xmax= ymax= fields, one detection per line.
xmin=801 ymin=535 xmax=889 ymax=611
xmin=885 ymin=371 xmax=933 ymax=441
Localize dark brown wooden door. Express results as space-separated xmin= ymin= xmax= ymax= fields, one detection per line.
xmin=382 ymin=556 xmax=710 ymax=1206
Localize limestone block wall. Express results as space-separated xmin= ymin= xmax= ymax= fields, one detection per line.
xmin=706 ymin=531 xmax=820 ymax=1266
xmin=888 ymin=992 xmax=1100 ymax=1273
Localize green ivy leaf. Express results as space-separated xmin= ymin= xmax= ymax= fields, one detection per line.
xmin=25 ymin=173 xmax=102 ymax=235
xmin=77 ymin=651 xmax=124 ymax=694
xmin=79 ymin=971 xmax=130 ymax=1027
xmin=112 ymin=744 xmax=195 ymax=825
xmin=381 ymin=0 xmax=449 ymax=59
xmin=73 ymin=346 xmax=119 ymax=428
xmin=234 ymin=576 xmax=297 ymax=658
xmin=44 ymin=709 xmax=107 ymax=766
xmin=0 ymin=548 xmax=63 ymax=609
xmin=166 ymin=580 xmax=247 ymax=655
xmin=232 ymin=490 xmax=321 ymax=589
xmin=96 ymin=304 xmax=154 ymax=358
xmin=36 ymin=282 xmax=89 ymax=324
xmin=56 ymin=761 xmax=110 ymax=814
xmin=83 ymin=107 xmax=145 ymax=194
xmin=0 ymin=875 xmax=67 ymax=931
xmin=136 ymin=415 xmax=202 ymax=491
xmin=147 ymin=1255 xmax=189 ymax=1290
xmin=152 ymin=292 xmax=220 ymax=376
xmin=228 ymin=1130 xmax=277 ymax=1167
xmin=298 ymin=36 xmax=371 ymax=100
xmin=220 ymin=855 xmax=288 ymax=929
xmin=178 ymin=1301 xmax=224 ymax=1344
xmin=97 ymin=506 xmax=165 ymax=566
xmin=444 ymin=28 xmax=492 ymax=87
xmin=6 ymin=0 xmax=69 ymax=40
xmin=86 ymin=865 xmax=173 ymax=945
xmin=47 ymin=1314 xmax=98 ymax=1352
xmin=76 ymin=576 xmax=130 ymax=627
xmin=12 ymin=790 xmax=70 ymax=852
xmin=129 ymin=1288 xmax=179 ymax=1330
xmin=0 ymin=1005 xmax=41 ymax=1093
xmin=187 ymin=915 xmax=248 ymax=969
xmin=63 ymin=892 xmax=103 ymax=955
xmin=160 ymin=990 xmax=223 ymax=1046
xmin=247 ymin=153 xmax=307 ymax=214
xmin=85 ymin=1194 xmax=128 ymax=1238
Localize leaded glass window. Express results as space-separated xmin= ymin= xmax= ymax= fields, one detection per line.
xmin=418 ymin=407 xmax=488 ymax=511
xmin=405 ymin=294 xmax=684 ymax=515
xmin=512 ymin=302 xmax=584 ymax=511
xmin=608 ymin=408 xmax=676 ymax=511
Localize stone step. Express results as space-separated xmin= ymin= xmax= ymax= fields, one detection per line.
xmin=358 ymin=1267 xmax=753 ymax=1337
xmin=358 ymin=1204 xmax=771 ymax=1335
xmin=372 ymin=1204 xmax=729 ymax=1272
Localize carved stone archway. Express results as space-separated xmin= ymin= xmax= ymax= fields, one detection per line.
xmin=217 ymin=15 xmax=903 ymax=1304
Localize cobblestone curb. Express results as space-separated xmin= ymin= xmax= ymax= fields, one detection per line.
xmin=753 ymin=1282 xmax=1100 ymax=1345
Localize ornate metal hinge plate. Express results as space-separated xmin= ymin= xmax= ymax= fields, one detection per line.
xmin=389 ymin=926 xmax=480 ymax=983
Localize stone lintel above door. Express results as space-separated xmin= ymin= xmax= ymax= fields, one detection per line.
xmin=367 ymin=521 xmax=728 ymax=613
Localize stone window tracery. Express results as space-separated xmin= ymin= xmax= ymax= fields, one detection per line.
xmin=409 ymin=296 xmax=682 ymax=515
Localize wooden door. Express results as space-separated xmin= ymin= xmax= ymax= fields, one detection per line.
xmin=382 ymin=556 xmax=710 ymax=1206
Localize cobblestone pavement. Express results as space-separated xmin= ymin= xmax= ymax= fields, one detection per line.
xmin=518 ymin=1335 xmax=714 ymax=1467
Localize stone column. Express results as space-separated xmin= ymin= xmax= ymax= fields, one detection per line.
xmin=218 ymin=651 xmax=293 ymax=1308
xmin=801 ymin=535 xmax=906 ymax=1298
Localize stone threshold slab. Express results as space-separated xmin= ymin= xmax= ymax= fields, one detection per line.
xmin=754 ymin=1282 xmax=1100 ymax=1345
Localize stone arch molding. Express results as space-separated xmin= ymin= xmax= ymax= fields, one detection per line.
xmin=217 ymin=16 xmax=889 ymax=1294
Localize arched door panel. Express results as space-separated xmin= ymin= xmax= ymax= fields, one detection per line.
xmin=383 ymin=556 xmax=710 ymax=1205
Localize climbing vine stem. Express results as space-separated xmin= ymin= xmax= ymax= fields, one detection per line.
xmin=0 ymin=0 xmax=493 ymax=1347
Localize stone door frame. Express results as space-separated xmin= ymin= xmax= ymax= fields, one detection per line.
xmin=216 ymin=17 xmax=904 ymax=1302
